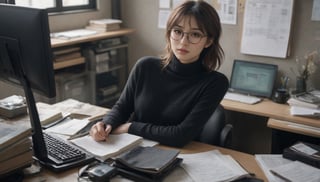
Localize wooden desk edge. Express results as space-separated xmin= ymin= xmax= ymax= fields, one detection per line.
xmin=221 ymin=99 xmax=320 ymax=128
xmin=51 ymin=28 xmax=135 ymax=48
xmin=267 ymin=118 xmax=320 ymax=138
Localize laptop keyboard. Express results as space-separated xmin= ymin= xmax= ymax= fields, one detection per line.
xmin=43 ymin=132 xmax=86 ymax=165
xmin=224 ymin=92 xmax=261 ymax=104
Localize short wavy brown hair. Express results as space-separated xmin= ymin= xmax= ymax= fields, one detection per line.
xmin=162 ymin=1 xmax=224 ymax=71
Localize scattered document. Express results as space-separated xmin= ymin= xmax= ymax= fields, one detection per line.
xmin=270 ymin=161 xmax=320 ymax=182
xmin=51 ymin=29 xmax=97 ymax=40
xmin=45 ymin=118 xmax=90 ymax=136
xmin=290 ymin=106 xmax=320 ymax=117
xmin=158 ymin=9 xmax=171 ymax=29
xmin=255 ymin=154 xmax=292 ymax=182
xmin=240 ymin=0 xmax=294 ymax=58
xmin=179 ymin=150 xmax=250 ymax=182
xmin=312 ymin=0 xmax=320 ymax=21
xmin=218 ymin=0 xmax=238 ymax=25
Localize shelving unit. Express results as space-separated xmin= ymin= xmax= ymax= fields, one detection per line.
xmin=83 ymin=37 xmax=129 ymax=107
xmin=50 ymin=29 xmax=134 ymax=106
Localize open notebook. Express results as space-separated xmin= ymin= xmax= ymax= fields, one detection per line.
xmin=225 ymin=60 xmax=278 ymax=104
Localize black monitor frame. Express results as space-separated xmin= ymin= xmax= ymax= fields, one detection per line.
xmin=229 ymin=59 xmax=278 ymax=98
xmin=0 ymin=4 xmax=54 ymax=164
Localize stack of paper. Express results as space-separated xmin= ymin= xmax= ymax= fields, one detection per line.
xmin=287 ymin=90 xmax=320 ymax=117
xmin=179 ymin=150 xmax=250 ymax=182
xmin=0 ymin=122 xmax=33 ymax=176
xmin=86 ymin=19 xmax=122 ymax=33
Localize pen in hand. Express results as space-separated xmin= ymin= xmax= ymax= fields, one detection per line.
xmin=90 ymin=121 xmax=112 ymax=141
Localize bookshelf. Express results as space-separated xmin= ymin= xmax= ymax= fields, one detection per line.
xmin=50 ymin=28 xmax=134 ymax=106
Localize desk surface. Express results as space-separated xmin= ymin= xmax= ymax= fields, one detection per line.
xmin=51 ymin=28 xmax=135 ymax=48
xmin=24 ymin=141 xmax=268 ymax=182
xmin=221 ymin=99 xmax=320 ymax=128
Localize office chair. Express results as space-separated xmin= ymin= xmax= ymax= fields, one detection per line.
xmin=195 ymin=104 xmax=233 ymax=148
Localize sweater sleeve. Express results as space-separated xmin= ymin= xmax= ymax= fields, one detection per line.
xmin=129 ymin=73 xmax=229 ymax=147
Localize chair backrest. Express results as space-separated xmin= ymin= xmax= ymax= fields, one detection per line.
xmin=195 ymin=105 xmax=228 ymax=146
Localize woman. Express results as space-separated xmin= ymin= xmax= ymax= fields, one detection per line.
xmin=90 ymin=1 xmax=229 ymax=147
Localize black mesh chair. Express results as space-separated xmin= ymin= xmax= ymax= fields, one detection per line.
xmin=195 ymin=105 xmax=233 ymax=148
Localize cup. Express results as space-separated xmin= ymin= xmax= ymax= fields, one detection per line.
xmin=272 ymin=89 xmax=289 ymax=104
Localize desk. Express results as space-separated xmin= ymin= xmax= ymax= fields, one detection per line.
xmin=24 ymin=141 xmax=268 ymax=182
xmin=221 ymin=99 xmax=320 ymax=152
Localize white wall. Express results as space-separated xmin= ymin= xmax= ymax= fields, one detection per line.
xmin=121 ymin=0 xmax=320 ymax=91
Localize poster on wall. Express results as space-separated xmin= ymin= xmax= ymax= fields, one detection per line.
xmin=240 ymin=0 xmax=294 ymax=58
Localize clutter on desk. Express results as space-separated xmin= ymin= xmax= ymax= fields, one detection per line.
xmin=50 ymin=29 xmax=97 ymax=40
xmin=0 ymin=95 xmax=27 ymax=118
xmin=287 ymin=90 xmax=320 ymax=117
xmin=85 ymin=18 xmax=122 ymax=33
xmin=0 ymin=122 xmax=33 ymax=177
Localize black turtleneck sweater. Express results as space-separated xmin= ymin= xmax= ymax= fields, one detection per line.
xmin=102 ymin=56 xmax=229 ymax=147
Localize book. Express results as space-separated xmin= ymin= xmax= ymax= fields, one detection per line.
xmin=0 ymin=149 xmax=33 ymax=175
xmin=70 ymin=133 xmax=143 ymax=161
xmin=0 ymin=138 xmax=31 ymax=162
xmin=114 ymin=146 xmax=180 ymax=174
xmin=0 ymin=122 xmax=31 ymax=149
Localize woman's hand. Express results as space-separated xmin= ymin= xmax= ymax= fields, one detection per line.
xmin=89 ymin=121 xmax=112 ymax=141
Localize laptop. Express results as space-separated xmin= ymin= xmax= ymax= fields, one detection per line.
xmin=228 ymin=59 xmax=278 ymax=98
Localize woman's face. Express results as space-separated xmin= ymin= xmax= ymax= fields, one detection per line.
xmin=170 ymin=16 xmax=212 ymax=64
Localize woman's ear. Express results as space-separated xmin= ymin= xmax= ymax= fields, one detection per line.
xmin=204 ymin=38 xmax=213 ymax=48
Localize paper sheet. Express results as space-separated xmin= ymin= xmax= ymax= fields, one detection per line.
xmin=240 ymin=0 xmax=294 ymax=58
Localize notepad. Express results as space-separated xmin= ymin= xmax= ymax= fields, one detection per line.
xmin=70 ymin=133 xmax=143 ymax=161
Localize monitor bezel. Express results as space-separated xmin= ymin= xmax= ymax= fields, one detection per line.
xmin=229 ymin=59 xmax=278 ymax=98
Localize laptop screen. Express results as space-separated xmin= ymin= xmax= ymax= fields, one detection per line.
xmin=229 ymin=60 xmax=278 ymax=98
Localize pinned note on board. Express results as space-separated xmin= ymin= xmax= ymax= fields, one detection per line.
xmin=240 ymin=0 xmax=294 ymax=58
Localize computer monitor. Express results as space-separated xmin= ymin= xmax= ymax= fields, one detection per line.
xmin=229 ymin=59 xmax=278 ymax=98
xmin=0 ymin=4 xmax=55 ymax=163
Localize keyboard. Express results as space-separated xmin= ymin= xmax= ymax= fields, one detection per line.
xmin=224 ymin=92 xmax=262 ymax=104
xmin=43 ymin=132 xmax=86 ymax=165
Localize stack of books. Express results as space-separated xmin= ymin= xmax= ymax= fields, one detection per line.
xmin=287 ymin=90 xmax=320 ymax=117
xmin=85 ymin=19 xmax=122 ymax=33
xmin=52 ymin=46 xmax=85 ymax=70
xmin=0 ymin=122 xmax=33 ymax=176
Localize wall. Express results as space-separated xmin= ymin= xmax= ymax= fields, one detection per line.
xmin=120 ymin=0 xmax=320 ymax=154
xmin=122 ymin=0 xmax=320 ymax=91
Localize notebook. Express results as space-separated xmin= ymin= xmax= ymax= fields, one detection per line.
xmin=228 ymin=59 xmax=278 ymax=98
